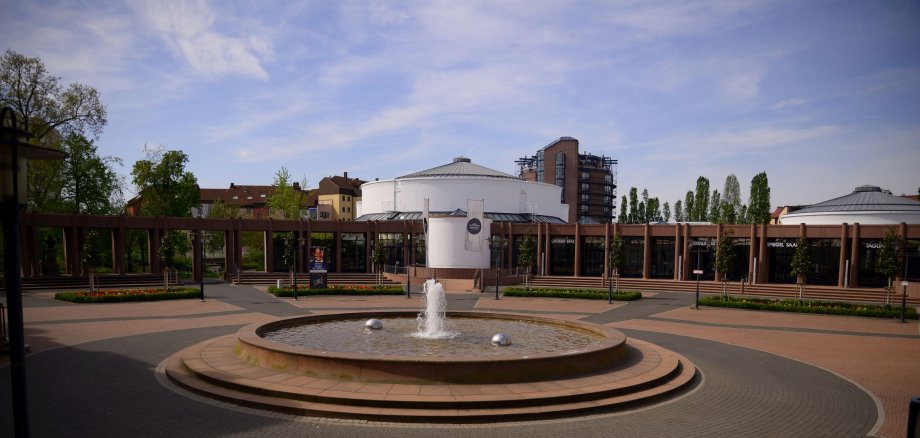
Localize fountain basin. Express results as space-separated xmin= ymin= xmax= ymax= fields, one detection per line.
xmin=237 ymin=311 xmax=628 ymax=384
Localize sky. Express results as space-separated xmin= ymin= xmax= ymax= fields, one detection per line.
xmin=2 ymin=0 xmax=919 ymax=213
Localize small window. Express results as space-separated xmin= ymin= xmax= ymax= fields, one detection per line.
xmin=342 ymin=196 xmax=346 ymax=201
xmin=232 ymin=196 xmax=239 ymax=200
xmin=246 ymin=196 xmax=253 ymax=200
xmin=260 ymin=194 xmax=266 ymax=198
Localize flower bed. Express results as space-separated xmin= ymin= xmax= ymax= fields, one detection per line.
xmin=55 ymin=287 xmax=201 ymax=304
xmin=267 ymin=285 xmax=404 ymax=297
xmin=699 ymin=296 xmax=918 ymax=319
xmin=502 ymin=287 xmax=642 ymax=301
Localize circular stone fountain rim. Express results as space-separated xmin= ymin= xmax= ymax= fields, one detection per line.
xmin=240 ymin=311 xmax=625 ymax=364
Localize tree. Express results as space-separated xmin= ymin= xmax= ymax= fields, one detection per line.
xmin=517 ymin=234 xmax=536 ymax=287
xmin=738 ymin=204 xmax=749 ymax=224
xmin=2 ymin=49 xmax=110 ymax=211
xmin=81 ymin=229 xmax=104 ymax=292
xmin=663 ymin=201 xmax=671 ymax=222
xmin=709 ymin=189 xmax=722 ymax=224
xmin=280 ymin=232 xmax=297 ymax=294
xmin=647 ymin=197 xmax=661 ymax=222
xmin=789 ymin=236 xmax=812 ymax=304
xmin=640 ymin=189 xmax=650 ymax=223
xmin=266 ymin=166 xmax=305 ymax=219
xmin=371 ymin=239 xmax=387 ymax=285
xmin=158 ymin=231 xmax=182 ymax=291
xmin=684 ymin=191 xmax=694 ymax=222
xmin=748 ymin=172 xmax=771 ymax=224
xmin=714 ymin=229 xmax=735 ymax=300
xmin=876 ymin=228 xmax=904 ymax=305
xmin=693 ymin=176 xmax=710 ymax=222
xmin=722 ymin=174 xmax=742 ymax=224
xmin=617 ymin=196 xmax=628 ymax=223
xmin=1 ymin=49 xmax=107 ymax=142
xmin=628 ymin=187 xmax=639 ymax=224
xmin=131 ymin=146 xmax=199 ymax=217
xmin=608 ymin=234 xmax=625 ymax=295
xmin=57 ymin=132 xmax=124 ymax=214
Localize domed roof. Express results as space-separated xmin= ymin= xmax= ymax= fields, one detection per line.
xmin=397 ymin=157 xmax=519 ymax=180
xmin=790 ymin=185 xmax=920 ymax=214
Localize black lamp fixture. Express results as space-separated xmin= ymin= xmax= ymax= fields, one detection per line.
xmin=1 ymin=106 xmax=67 ymax=438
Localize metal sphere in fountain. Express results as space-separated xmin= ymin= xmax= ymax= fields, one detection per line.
xmin=365 ymin=319 xmax=383 ymax=330
xmin=491 ymin=333 xmax=512 ymax=346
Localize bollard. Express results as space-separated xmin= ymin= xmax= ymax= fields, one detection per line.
xmin=909 ymin=396 xmax=920 ymax=438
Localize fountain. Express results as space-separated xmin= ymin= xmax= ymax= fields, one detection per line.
xmin=165 ymin=280 xmax=698 ymax=422
xmin=414 ymin=279 xmax=455 ymax=339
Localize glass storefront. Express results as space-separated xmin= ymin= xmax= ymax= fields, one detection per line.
xmin=341 ymin=233 xmax=366 ymax=273
xmin=581 ymin=236 xmax=605 ymax=277
xmin=858 ymin=239 xmax=887 ymax=287
xmin=550 ymin=236 xmax=575 ymax=275
xmin=376 ymin=233 xmax=404 ymax=268
xmin=906 ymin=240 xmax=920 ymax=282
xmin=622 ymin=237 xmax=644 ymax=278
xmin=807 ymin=239 xmax=840 ymax=286
xmin=767 ymin=239 xmax=796 ymax=284
xmin=689 ymin=238 xmax=715 ymax=281
xmin=649 ymin=238 xmax=675 ymax=279
xmin=726 ymin=238 xmax=750 ymax=281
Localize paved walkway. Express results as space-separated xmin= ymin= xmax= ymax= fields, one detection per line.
xmin=0 ymin=283 xmax=917 ymax=437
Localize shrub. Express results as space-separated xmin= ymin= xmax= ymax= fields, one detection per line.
xmin=502 ymin=287 xmax=642 ymax=301
xmin=55 ymin=287 xmax=200 ymax=303
xmin=267 ymin=285 xmax=404 ymax=297
xmin=699 ymin=296 xmax=918 ymax=319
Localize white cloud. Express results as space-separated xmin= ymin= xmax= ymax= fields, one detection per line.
xmin=139 ymin=0 xmax=273 ymax=80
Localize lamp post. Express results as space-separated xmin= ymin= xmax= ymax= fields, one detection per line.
xmin=293 ymin=237 xmax=305 ymax=300
xmin=488 ymin=236 xmax=503 ymax=300
xmin=1 ymin=106 xmax=67 ymax=438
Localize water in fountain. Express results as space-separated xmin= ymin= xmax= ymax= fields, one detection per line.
xmin=414 ymin=279 xmax=457 ymax=339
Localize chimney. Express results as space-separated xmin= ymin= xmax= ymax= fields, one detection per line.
xmin=344 ymin=171 xmax=348 ymax=180
xmin=293 ymin=182 xmax=301 ymax=191
xmin=230 ymin=182 xmax=235 ymax=188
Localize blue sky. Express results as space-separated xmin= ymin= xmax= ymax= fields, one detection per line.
xmin=3 ymin=0 xmax=919 ymax=212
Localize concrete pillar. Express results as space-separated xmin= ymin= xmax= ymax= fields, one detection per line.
xmin=264 ymin=220 xmax=274 ymax=273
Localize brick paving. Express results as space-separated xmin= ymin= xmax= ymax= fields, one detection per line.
xmin=0 ymin=283 xmax=914 ymax=437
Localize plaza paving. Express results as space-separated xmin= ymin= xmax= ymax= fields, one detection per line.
xmin=1 ymin=282 xmax=918 ymax=437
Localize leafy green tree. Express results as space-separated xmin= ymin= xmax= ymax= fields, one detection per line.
xmin=647 ymin=197 xmax=661 ymax=222
xmin=131 ymin=146 xmax=199 ymax=217
xmin=693 ymin=176 xmax=710 ymax=222
xmin=628 ymin=187 xmax=639 ymax=223
xmin=0 ymin=49 xmax=106 ymax=141
xmin=371 ymin=239 xmax=387 ymax=284
xmin=714 ymin=229 xmax=735 ymax=300
xmin=663 ymin=201 xmax=671 ymax=222
xmin=266 ymin=166 xmax=305 ymax=219
xmin=58 ymin=133 xmax=124 ymax=214
xmin=674 ymin=200 xmax=684 ymax=222
xmin=789 ymin=236 xmax=812 ymax=304
xmin=876 ymin=228 xmax=904 ymax=305
xmin=617 ymin=196 xmax=628 ymax=223
xmin=81 ymin=229 xmax=105 ymax=292
xmin=517 ymin=234 xmax=536 ymax=286
xmin=738 ymin=204 xmax=749 ymax=224
xmin=709 ymin=189 xmax=721 ymax=223
xmin=748 ymin=172 xmax=771 ymax=224
xmin=684 ymin=191 xmax=694 ymax=222
xmin=722 ymin=174 xmax=742 ymax=224
xmin=608 ymin=234 xmax=625 ymax=293
xmin=158 ymin=231 xmax=181 ymax=290
xmin=2 ymin=49 xmax=109 ymax=210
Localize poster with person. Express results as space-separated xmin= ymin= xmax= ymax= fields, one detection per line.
xmin=309 ymin=246 xmax=327 ymax=272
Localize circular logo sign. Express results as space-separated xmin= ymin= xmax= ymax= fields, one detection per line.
xmin=466 ymin=218 xmax=482 ymax=235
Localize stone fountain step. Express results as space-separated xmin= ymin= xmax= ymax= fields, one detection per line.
xmin=164 ymin=335 xmax=697 ymax=422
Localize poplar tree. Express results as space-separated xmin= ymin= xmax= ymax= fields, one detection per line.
xmin=722 ymin=174 xmax=742 ymax=224
xmin=663 ymin=201 xmax=671 ymax=222
xmin=748 ymin=172 xmax=772 ymax=224
xmin=674 ymin=200 xmax=684 ymax=222
xmin=693 ymin=176 xmax=710 ymax=222
xmin=684 ymin=191 xmax=694 ymax=222
xmin=709 ymin=189 xmax=722 ymax=223
xmin=618 ymin=196 xmax=628 ymax=223
xmin=628 ymin=187 xmax=639 ymax=223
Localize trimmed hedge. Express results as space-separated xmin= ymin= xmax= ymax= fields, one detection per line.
xmin=502 ymin=287 xmax=642 ymax=301
xmin=267 ymin=285 xmax=405 ymax=297
xmin=699 ymin=296 xmax=919 ymax=319
xmin=55 ymin=287 xmax=201 ymax=304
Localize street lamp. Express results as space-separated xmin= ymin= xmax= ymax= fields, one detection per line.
xmin=293 ymin=237 xmax=305 ymax=301
xmin=488 ymin=236 xmax=503 ymax=300
xmin=1 ymin=106 xmax=67 ymax=438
